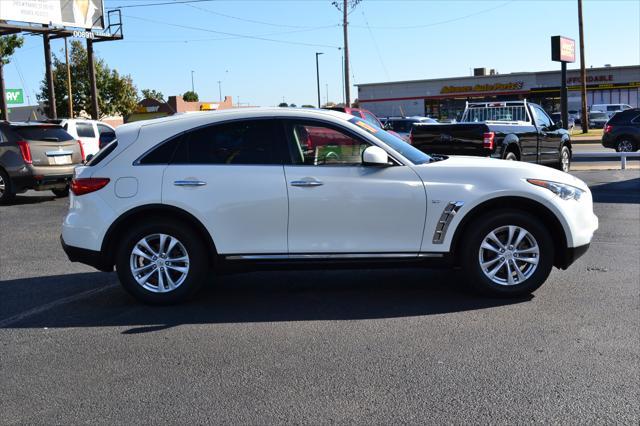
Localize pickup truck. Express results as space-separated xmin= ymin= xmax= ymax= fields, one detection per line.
xmin=410 ymin=100 xmax=572 ymax=172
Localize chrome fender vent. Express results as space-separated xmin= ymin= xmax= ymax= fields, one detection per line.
xmin=432 ymin=201 xmax=464 ymax=244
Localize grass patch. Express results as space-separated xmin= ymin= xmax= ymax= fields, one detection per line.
xmin=571 ymin=129 xmax=604 ymax=138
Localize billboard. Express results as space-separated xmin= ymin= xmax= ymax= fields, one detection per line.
xmin=0 ymin=0 xmax=105 ymax=30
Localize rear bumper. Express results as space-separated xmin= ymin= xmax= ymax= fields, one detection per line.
xmin=13 ymin=173 xmax=73 ymax=192
xmin=60 ymin=236 xmax=113 ymax=272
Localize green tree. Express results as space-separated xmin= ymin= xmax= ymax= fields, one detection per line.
xmin=289 ymin=103 xmax=297 ymax=108
xmin=37 ymin=40 xmax=138 ymax=119
xmin=141 ymin=89 xmax=165 ymax=102
xmin=183 ymin=91 xmax=199 ymax=102
xmin=278 ymin=102 xmax=288 ymax=107
xmin=0 ymin=35 xmax=25 ymax=120
xmin=301 ymin=104 xmax=315 ymax=108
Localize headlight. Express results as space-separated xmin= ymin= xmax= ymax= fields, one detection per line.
xmin=527 ymin=179 xmax=583 ymax=201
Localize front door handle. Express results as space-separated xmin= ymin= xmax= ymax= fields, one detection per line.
xmin=174 ymin=180 xmax=207 ymax=187
xmin=290 ymin=179 xmax=323 ymax=187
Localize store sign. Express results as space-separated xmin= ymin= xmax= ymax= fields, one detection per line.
xmin=440 ymin=81 xmax=524 ymax=94
xmin=551 ymin=36 xmax=576 ymax=63
xmin=6 ymin=89 xmax=24 ymax=105
xmin=567 ymin=74 xmax=613 ymax=85
xmin=0 ymin=0 xmax=105 ymax=30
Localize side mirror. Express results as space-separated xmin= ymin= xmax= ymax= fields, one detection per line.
xmin=362 ymin=146 xmax=389 ymax=166
xmin=383 ymin=122 xmax=392 ymax=131
xmin=555 ymin=119 xmax=563 ymax=129
xmin=85 ymin=154 xmax=94 ymax=163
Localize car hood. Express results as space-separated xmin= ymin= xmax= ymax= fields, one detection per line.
xmin=412 ymin=156 xmax=588 ymax=191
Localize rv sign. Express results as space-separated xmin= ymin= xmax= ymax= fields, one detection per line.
xmin=6 ymin=89 xmax=24 ymax=105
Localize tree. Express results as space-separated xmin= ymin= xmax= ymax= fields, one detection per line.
xmin=37 ymin=40 xmax=137 ymax=119
xmin=301 ymin=104 xmax=315 ymax=108
xmin=0 ymin=35 xmax=25 ymax=120
xmin=183 ymin=91 xmax=199 ymax=102
xmin=278 ymin=102 xmax=288 ymax=107
xmin=289 ymin=103 xmax=297 ymax=108
xmin=141 ymin=89 xmax=165 ymax=102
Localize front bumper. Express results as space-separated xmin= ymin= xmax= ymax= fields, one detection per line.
xmin=60 ymin=236 xmax=113 ymax=272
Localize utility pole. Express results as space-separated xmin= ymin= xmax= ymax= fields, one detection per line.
xmin=191 ymin=70 xmax=195 ymax=92
xmin=64 ymin=37 xmax=73 ymax=118
xmin=0 ymin=60 xmax=7 ymax=121
xmin=578 ymin=0 xmax=589 ymax=133
xmin=315 ymin=52 xmax=323 ymax=108
xmin=217 ymin=80 xmax=222 ymax=102
xmin=341 ymin=53 xmax=345 ymax=105
xmin=342 ymin=0 xmax=350 ymax=106
xmin=43 ymin=31 xmax=57 ymax=119
xmin=86 ymin=39 xmax=99 ymax=120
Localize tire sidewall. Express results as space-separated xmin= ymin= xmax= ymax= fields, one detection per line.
xmin=615 ymin=138 xmax=636 ymax=152
xmin=116 ymin=220 xmax=209 ymax=304
xmin=463 ymin=210 xmax=554 ymax=297
xmin=559 ymin=145 xmax=571 ymax=172
xmin=0 ymin=168 xmax=15 ymax=204
xmin=504 ymin=151 xmax=518 ymax=161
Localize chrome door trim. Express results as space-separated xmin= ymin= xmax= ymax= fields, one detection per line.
xmin=225 ymin=252 xmax=444 ymax=260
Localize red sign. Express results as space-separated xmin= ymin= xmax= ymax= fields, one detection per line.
xmin=551 ymin=36 xmax=576 ymax=63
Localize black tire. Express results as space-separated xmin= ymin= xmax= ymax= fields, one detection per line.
xmin=554 ymin=145 xmax=571 ymax=172
xmin=52 ymin=186 xmax=70 ymax=198
xmin=504 ymin=151 xmax=518 ymax=161
xmin=115 ymin=218 xmax=209 ymax=305
xmin=615 ymin=138 xmax=637 ymax=153
xmin=462 ymin=210 xmax=554 ymax=298
xmin=0 ymin=168 xmax=15 ymax=205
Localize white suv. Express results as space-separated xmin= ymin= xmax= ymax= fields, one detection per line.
xmin=61 ymin=108 xmax=598 ymax=304
xmin=59 ymin=119 xmax=116 ymax=157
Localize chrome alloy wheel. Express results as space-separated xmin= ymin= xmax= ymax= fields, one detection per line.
xmin=129 ymin=233 xmax=190 ymax=293
xmin=0 ymin=174 xmax=5 ymax=196
xmin=561 ymin=148 xmax=570 ymax=172
xmin=617 ymin=139 xmax=634 ymax=152
xmin=478 ymin=225 xmax=540 ymax=286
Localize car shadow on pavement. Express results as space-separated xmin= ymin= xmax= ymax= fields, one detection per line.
xmin=0 ymin=194 xmax=56 ymax=206
xmin=1 ymin=269 xmax=531 ymax=332
xmin=590 ymin=177 xmax=640 ymax=204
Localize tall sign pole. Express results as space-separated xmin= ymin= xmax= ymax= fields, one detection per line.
xmin=86 ymin=39 xmax=99 ymax=120
xmin=577 ymin=0 xmax=589 ymax=133
xmin=342 ymin=0 xmax=350 ymax=107
xmin=551 ymin=35 xmax=576 ymax=130
xmin=43 ymin=31 xmax=57 ymax=119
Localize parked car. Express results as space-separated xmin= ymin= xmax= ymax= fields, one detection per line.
xmin=323 ymin=106 xmax=383 ymax=128
xmin=55 ymin=119 xmax=116 ymax=157
xmin=550 ymin=112 xmax=575 ymax=132
xmin=588 ymin=112 xmax=609 ymax=129
xmin=0 ymin=122 xmax=84 ymax=203
xmin=61 ymin=108 xmax=597 ymax=304
xmin=601 ymin=108 xmax=640 ymax=152
xmin=591 ymin=103 xmax=633 ymax=118
xmin=383 ymin=116 xmax=438 ymax=141
xmin=410 ymin=100 xmax=572 ymax=172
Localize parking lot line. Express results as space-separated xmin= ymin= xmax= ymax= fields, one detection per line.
xmin=0 ymin=283 xmax=118 ymax=328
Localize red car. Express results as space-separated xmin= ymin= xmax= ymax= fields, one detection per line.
xmin=323 ymin=106 xmax=383 ymax=128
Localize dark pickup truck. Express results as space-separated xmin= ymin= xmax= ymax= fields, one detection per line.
xmin=410 ymin=101 xmax=572 ymax=172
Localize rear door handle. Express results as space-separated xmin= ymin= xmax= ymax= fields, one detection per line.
xmin=174 ymin=180 xmax=207 ymax=187
xmin=290 ymin=179 xmax=323 ymax=187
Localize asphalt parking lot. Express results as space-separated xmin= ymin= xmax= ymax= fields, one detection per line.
xmin=1 ymin=170 xmax=638 ymax=424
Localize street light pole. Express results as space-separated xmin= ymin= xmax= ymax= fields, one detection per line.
xmin=315 ymin=52 xmax=323 ymax=108
xmin=578 ymin=0 xmax=589 ymax=133
xmin=217 ymin=80 xmax=222 ymax=102
xmin=191 ymin=70 xmax=195 ymax=93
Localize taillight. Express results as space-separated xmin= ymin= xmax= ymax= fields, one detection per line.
xmin=77 ymin=139 xmax=85 ymax=161
xmin=70 ymin=178 xmax=110 ymax=196
xmin=604 ymin=125 xmax=613 ymax=134
xmin=16 ymin=140 xmax=32 ymax=164
xmin=483 ymin=132 xmax=495 ymax=150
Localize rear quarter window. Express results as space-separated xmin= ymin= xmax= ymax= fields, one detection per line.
xmin=76 ymin=123 xmax=96 ymax=138
xmin=86 ymin=141 xmax=118 ymax=166
xmin=12 ymin=126 xmax=74 ymax=142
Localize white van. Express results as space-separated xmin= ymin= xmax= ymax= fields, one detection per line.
xmin=590 ymin=104 xmax=633 ymax=118
xmin=59 ymin=119 xmax=116 ymax=157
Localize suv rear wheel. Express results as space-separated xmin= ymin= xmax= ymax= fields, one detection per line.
xmin=462 ymin=210 xmax=554 ymax=297
xmin=615 ymin=138 xmax=636 ymax=152
xmin=0 ymin=168 xmax=15 ymax=204
xmin=115 ymin=219 xmax=209 ymax=304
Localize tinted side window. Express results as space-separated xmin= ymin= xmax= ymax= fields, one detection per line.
xmin=97 ymin=124 xmax=112 ymax=134
xmin=179 ymin=120 xmax=283 ymax=165
xmin=76 ymin=123 xmax=96 ymax=138
xmin=286 ymin=121 xmax=369 ymax=166
xmin=532 ymin=106 xmax=551 ymax=128
xmin=139 ymin=135 xmax=184 ymax=165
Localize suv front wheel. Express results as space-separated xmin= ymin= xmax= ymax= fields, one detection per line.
xmin=462 ymin=211 xmax=554 ymax=297
xmin=115 ymin=219 xmax=209 ymax=304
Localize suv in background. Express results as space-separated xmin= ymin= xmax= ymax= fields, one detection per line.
xmin=550 ymin=112 xmax=575 ymax=132
xmin=56 ymin=119 xmax=116 ymax=157
xmin=384 ymin=116 xmax=438 ymax=141
xmin=591 ymin=104 xmax=632 ymax=118
xmin=0 ymin=122 xmax=84 ymax=203
xmin=601 ymin=108 xmax=640 ymax=152
xmin=588 ymin=111 xmax=609 ymax=129
xmin=322 ymin=106 xmax=383 ymax=128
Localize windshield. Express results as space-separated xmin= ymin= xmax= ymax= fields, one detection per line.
xmin=348 ymin=117 xmax=432 ymax=165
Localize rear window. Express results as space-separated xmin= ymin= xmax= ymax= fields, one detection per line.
xmin=86 ymin=141 xmax=118 ymax=166
xmin=76 ymin=123 xmax=96 ymax=138
xmin=12 ymin=126 xmax=74 ymax=142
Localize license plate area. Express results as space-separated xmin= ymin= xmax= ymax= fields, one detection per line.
xmin=48 ymin=154 xmax=72 ymax=165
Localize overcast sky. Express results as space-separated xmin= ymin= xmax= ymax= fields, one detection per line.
xmin=4 ymin=0 xmax=639 ymax=108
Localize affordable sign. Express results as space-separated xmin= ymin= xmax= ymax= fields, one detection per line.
xmin=6 ymin=89 xmax=24 ymax=105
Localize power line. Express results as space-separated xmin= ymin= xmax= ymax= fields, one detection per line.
xmin=124 ymin=14 xmax=342 ymax=49
xmin=360 ymin=10 xmax=389 ymax=80
xmin=350 ymin=1 xmax=514 ymax=30
xmin=107 ymin=0 xmax=217 ymax=10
